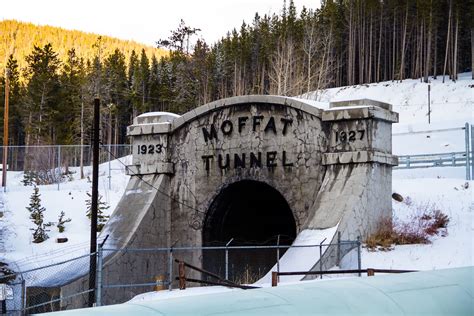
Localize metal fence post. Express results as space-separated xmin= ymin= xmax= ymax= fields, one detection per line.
xmin=336 ymin=231 xmax=341 ymax=266
xmin=225 ymin=238 xmax=233 ymax=280
xmin=319 ymin=238 xmax=326 ymax=279
xmin=57 ymin=145 xmax=61 ymax=190
xmin=22 ymin=279 xmax=26 ymax=311
xmin=276 ymin=235 xmax=280 ymax=280
xmin=357 ymin=236 xmax=362 ymax=277
xmin=95 ymin=245 xmax=103 ymax=307
xmin=465 ymin=123 xmax=471 ymax=180
xmin=471 ymin=124 xmax=474 ymax=180
xmin=168 ymin=248 xmax=173 ymax=291
xmin=108 ymin=144 xmax=112 ymax=190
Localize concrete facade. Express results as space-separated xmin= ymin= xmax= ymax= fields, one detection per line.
xmin=60 ymin=95 xmax=398 ymax=307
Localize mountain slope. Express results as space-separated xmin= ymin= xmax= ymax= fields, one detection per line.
xmin=0 ymin=19 xmax=167 ymax=70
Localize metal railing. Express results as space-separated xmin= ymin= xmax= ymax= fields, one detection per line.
xmin=393 ymin=123 xmax=473 ymax=180
xmin=396 ymin=151 xmax=471 ymax=168
xmin=270 ymin=268 xmax=417 ymax=286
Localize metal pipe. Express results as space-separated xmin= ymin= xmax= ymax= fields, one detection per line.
xmin=96 ymin=246 xmax=103 ymax=306
xmin=471 ymin=124 xmax=474 ymax=180
xmin=57 ymin=145 xmax=61 ymax=191
xmin=276 ymin=235 xmax=280 ymax=280
xmin=225 ymin=238 xmax=233 ymax=280
xmin=465 ymin=123 xmax=471 ymax=180
xmin=108 ymin=143 xmax=112 ymax=190
xmin=357 ymin=236 xmax=362 ymax=277
xmin=319 ymin=238 xmax=326 ymax=279
xmin=168 ymin=248 xmax=173 ymax=291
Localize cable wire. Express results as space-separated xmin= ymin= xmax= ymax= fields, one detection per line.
xmin=99 ymin=143 xmax=206 ymax=215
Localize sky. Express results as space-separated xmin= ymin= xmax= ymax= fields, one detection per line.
xmin=2 ymin=0 xmax=320 ymax=47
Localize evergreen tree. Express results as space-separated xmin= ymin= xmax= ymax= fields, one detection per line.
xmin=59 ymin=48 xmax=86 ymax=145
xmin=57 ymin=211 xmax=71 ymax=233
xmin=0 ymin=55 xmax=25 ymax=147
xmin=27 ymin=186 xmax=49 ymax=243
xmin=23 ymin=43 xmax=61 ymax=145
xmin=85 ymin=192 xmax=110 ymax=232
xmin=137 ymin=49 xmax=150 ymax=112
xmin=103 ymin=49 xmax=128 ymax=144
xmin=128 ymin=50 xmax=140 ymax=118
xmin=148 ymin=55 xmax=161 ymax=111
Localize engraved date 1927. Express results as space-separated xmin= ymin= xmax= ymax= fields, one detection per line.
xmin=334 ymin=130 xmax=365 ymax=143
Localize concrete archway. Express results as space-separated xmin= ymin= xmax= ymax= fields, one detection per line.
xmin=203 ymin=180 xmax=296 ymax=280
xmin=61 ymin=96 xmax=398 ymax=307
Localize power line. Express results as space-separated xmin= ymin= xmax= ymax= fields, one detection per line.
xmin=100 ymin=143 xmax=206 ymax=215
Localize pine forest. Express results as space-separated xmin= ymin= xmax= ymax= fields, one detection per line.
xmin=0 ymin=0 xmax=472 ymax=148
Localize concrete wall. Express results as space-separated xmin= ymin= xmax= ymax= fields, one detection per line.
xmin=60 ymin=95 xmax=398 ymax=307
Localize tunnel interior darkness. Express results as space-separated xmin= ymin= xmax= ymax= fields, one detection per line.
xmin=203 ymin=180 xmax=296 ymax=281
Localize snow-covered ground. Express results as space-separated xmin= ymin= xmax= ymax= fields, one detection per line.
xmin=0 ymin=73 xmax=472 ymax=300
xmin=0 ymin=157 xmax=130 ymax=272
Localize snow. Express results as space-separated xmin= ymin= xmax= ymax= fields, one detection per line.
xmin=255 ymin=225 xmax=339 ymax=284
xmin=129 ymin=286 xmax=238 ymax=303
xmin=362 ymin=178 xmax=473 ymax=270
xmin=0 ymin=156 xmax=130 ymax=276
xmin=137 ymin=112 xmax=181 ymax=118
xmin=303 ymin=73 xmax=473 ymax=125
xmin=0 ymin=73 xmax=472 ymax=298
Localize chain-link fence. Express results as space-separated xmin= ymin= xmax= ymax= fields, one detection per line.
xmin=0 ymin=239 xmax=360 ymax=314
xmin=0 ymin=144 xmax=131 ymax=190
xmin=0 ymin=252 xmax=94 ymax=314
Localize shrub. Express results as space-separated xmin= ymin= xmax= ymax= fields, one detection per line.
xmin=365 ymin=207 xmax=449 ymax=251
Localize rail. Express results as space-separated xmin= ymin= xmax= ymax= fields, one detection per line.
xmin=271 ymin=268 xmax=417 ymax=286
xmin=395 ymin=151 xmax=471 ymax=169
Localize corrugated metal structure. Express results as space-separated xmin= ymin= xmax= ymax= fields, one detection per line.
xmin=43 ymin=266 xmax=473 ymax=315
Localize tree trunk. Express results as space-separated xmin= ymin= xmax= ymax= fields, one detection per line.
xmin=452 ymin=10 xmax=459 ymax=81
xmin=472 ymin=27 xmax=474 ymax=80
xmin=442 ymin=0 xmax=452 ymax=83
xmin=399 ymin=3 xmax=409 ymax=81
xmin=433 ymin=26 xmax=438 ymax=78
xmin=377 ymin=6 xmax=383 ymax=82
xmin=424 ymin=1 xmax=433 ymax=83
xmin=392 ymin=11 xmax=396 ymax=81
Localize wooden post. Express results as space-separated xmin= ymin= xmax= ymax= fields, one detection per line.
xmin=367 ymin=268 xmax=375 ymax=276
xmin=178 ymin=261 xmax=186 ymax=290
xmin=2 ymin=68 xmax=9 ymax=191
xmin=271 ymin=272 xmax=278 ymax=287
xmin=88 ymin=98 xmax=100 ymax=307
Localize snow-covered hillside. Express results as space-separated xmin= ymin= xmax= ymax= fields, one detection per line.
xmin=308 ymin=73 xmax=473 ymax=271
xmin=0 ymin=73 xmax=472 ymax=281
xmin=306 ymin=72 xmax=473 ymax=125
xmin=0 ymin=158 xmax=130 ymax=272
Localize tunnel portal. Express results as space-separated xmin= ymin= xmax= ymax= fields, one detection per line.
xmin=203 ymin=180 xmax=296 ymax=281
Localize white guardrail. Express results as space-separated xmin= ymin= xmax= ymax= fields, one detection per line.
xmin=394 ymin=123 xmax=473 ymax=180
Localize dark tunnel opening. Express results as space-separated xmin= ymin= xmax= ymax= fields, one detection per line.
xmin=203 ymin=180 xmax=296 ymax=283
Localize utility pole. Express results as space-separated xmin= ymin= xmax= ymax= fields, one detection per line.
xmin=2 ymin=68 xmax=10 ymax=191
xmin=88 ymin=98 xmax=100 ymax=307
